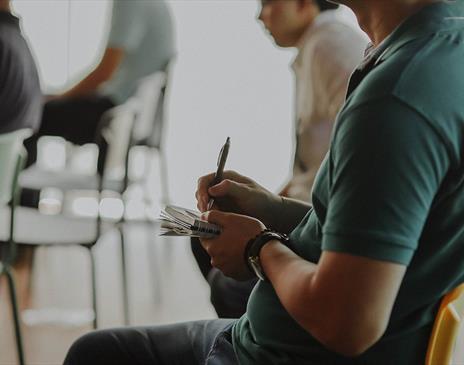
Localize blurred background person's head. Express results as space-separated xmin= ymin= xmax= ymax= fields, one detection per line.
xmin=258 ymin=0 xmax=339 ymax=47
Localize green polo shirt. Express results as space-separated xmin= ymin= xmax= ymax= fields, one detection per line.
xmin=233 ymin=2 xmax=464 ymax=364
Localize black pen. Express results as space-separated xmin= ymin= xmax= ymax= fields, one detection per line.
xmin=207 ymin=137 xmax=230 ymax=210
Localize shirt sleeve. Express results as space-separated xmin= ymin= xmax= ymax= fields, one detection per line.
xmin=107 ymin=0 xmax=145 ymax=51
xmin=322 ymin=96 xmax=450 ymax=265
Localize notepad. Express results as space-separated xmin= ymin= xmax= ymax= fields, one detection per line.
xmin=159 ymin=205 xmax=221 ymax=238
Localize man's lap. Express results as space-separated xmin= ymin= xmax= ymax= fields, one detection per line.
xmin=63 ymin=319 xmax=238 ymax=365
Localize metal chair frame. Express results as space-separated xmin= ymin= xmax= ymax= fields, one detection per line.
xmin=17 ymin=67 xmax=172 ymax=326
xmin=0 ymin=129 xmax=33 ymax=365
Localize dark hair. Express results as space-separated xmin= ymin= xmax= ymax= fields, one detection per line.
xmin=314 ymin=0 xmax=339 ymax=11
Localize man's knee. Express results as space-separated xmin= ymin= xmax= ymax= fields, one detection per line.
xmin=64 ymin=330 xmax=113 ymax=365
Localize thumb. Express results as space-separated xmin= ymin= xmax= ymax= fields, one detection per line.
xmin=202 ymin=210 xmax=231 ymax=226
xmin=209 ymin=179 xmax=247 ymax=199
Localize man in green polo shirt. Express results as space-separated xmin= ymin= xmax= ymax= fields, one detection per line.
xmin=63 ymin=0 xmax=464 ymax=364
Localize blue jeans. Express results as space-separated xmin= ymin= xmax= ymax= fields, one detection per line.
xmin=63 ymin=319 xmax=238 ymax=365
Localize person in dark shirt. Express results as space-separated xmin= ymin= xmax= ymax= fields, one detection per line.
xmin=0 ymin=0 xmax=42 ymax=308
xmin=0 ymin=0 xmax=42 ymax=134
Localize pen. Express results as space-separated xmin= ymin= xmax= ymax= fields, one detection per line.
xmin=207 ymin=136 xmax=230 ymax=210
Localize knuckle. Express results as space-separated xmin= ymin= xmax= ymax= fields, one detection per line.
xmin=222 ymin=179 xmax=231 ymax=187
xmin=210 ymin=258 xmax=218 ymax=268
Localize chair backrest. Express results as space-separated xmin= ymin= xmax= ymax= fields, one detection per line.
xmin=131 ymin=70 xmax=169 ymax=149
xmin=99 ymin=103 xmax=137 ymax=181
xmin=426 ymin=283 xmax=464 ymax=365
xmin=0 ymin=129 xmax=32 ymax=205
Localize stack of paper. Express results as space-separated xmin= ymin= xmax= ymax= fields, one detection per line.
xmin=159 ymin=205 xmax=221 ymax=238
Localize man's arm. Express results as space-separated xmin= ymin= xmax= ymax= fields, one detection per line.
xmin=60 ymin=48 xmax=123 ymax=99
xmin=196 ymin=170 xmax=311 ymax=234
xmin=264 ymin=97 xmax=449 ymax=357
xmin=260 ymin=244 xmax=405 ymax=356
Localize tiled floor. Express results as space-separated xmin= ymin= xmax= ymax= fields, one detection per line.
xmin=0 ymin=223 xmax=216 ymax=365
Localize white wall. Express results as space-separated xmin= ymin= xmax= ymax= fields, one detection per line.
xmin=165 ymin=0 xmax=294 ymax=206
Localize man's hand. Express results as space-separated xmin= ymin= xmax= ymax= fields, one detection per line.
xmin=195 ymin=170 xmax=282 ymax=229
xmin=199 ymin=210 xmax=266 ymax=281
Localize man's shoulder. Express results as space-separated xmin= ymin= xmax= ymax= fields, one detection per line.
xmin=299 ymin=17 xmax=366 ymax=73
xmin=342 ymin=29 xmax=464 ymax=159
xmin=394 ymin=29 xmax=464 ymax=117
xmin=306 ymin=17 xmax=366 ymax=52
xmin=348 ymin=29 xmax=464 ymax=118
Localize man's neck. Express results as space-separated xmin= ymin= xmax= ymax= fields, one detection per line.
xmin=350 ymin=0 xmax=439 ymax=46
xmin=293 ymin=6 xmax=321 ymax=48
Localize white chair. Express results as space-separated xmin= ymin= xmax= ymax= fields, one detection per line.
xmin=124 ymin=69 xmax=171 ymax=206
xmin=6 ymin=104 xmax=136 ymax=329
xmin=0 ymin=128 xmax=33 ymax=365
xmin=17 ymin=69 xmax=171 ymax=324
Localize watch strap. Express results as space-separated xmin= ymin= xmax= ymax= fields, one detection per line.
xmin=244 ymin=229 xmax=290 ymax=280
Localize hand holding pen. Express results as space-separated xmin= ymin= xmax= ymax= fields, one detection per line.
xmin=207 ymin=137 xmax=230 ymax=210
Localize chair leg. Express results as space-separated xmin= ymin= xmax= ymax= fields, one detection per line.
xmin=88 ymin=248 xmax=98 ymax=329
xmin=5 ymin=268 xmax=26 ymax=365
xmin=119 ymin=226 xmax=130 ymax=325
xmin=147 ymin=229 xmax=162 ymax=306
xmin=159 ymin=149 xmax=169 ymax=205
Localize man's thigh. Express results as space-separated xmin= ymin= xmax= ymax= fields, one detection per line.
xmin=64 ymin=319 xmax=237 ymax=365
xmin=40 ymin=95 xmax=114 ymax=145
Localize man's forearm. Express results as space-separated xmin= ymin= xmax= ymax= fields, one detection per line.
xmin=260 ymin=241 xmax=319 ymax=330
xmin=271 ymin=196 xmax=311 ymax=233
xmin=61 ymin=70 xmax=106 ymax=99
xmin=61 ymin=48 xmax=123 ymax=99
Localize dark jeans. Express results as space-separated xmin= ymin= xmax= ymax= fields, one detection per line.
xmin=24 ymin=94 xmax=115 ymax=173
xmin=191 ymin=238 xmax=257 ymax=318
xmin=63 ymin=319 xmax=238 ymax=365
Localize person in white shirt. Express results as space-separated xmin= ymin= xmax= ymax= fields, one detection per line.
xmin=191 ymin=0 xmax=367 ymax=318
xmin=23 ymin=0 xmax=175 ymax=176
xmin=262 ymin=0 xmax=366 ymax=201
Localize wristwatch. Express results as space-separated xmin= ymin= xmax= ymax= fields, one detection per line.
xmin=245 ymin=229 xmax=290 ymax=281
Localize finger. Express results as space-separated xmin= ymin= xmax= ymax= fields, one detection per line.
xmin=221 ymin=170 xmax=250 ymax=184
xmin=197 ymin=173 xmax=216 ymax=211
xmin=199 ymin=238 xmax=213 ymax=253
xmin=202 ymin=210 xmax=230 ymax=226
xmin=208 ymin=179 xmax=248 ymax=200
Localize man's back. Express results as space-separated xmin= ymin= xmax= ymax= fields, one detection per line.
xmin=0 ymin=10 xmax=42 ymax=133
xmin=100 ymin=0 xmax=176 ymax=105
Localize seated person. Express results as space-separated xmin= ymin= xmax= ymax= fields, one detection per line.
xmin=191 ymin=0 xmax=366 ymax=318
xmin=0 ymin=0 xmax=42 ymax=308
xmin=0 ymin=0 xmax=41 ymax=135
xmin=23 ymin=0 xmax=176 ymax=176
xmin=63 ymin=1 xmax=464 ymax=364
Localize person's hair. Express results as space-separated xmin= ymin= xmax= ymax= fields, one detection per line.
xmin=314 ymin=0 xmax=339 ymax=11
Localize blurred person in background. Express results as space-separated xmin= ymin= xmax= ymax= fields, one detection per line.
xmin=17 ymin=0 xmax=175 ymax=306
xmin=23 ymin=0 xmax=175 ymax=180
xmin=191 ymin=0 xmax=366 ymax=319
xmin=0 ymin=0 xmax=42 ymax=308
xmin=0 ymin=0 xmax=41 ymax=134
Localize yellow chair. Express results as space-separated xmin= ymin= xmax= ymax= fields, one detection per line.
xmin=426 ymin=283 xmax=464 ymax=365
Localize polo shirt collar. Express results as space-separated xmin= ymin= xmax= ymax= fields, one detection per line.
xmin=376 ymin=1 xmax=464 ymax=65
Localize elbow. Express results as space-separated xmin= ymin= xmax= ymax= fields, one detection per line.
xmin=310 ymin=321 xmax=386 ymax=358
